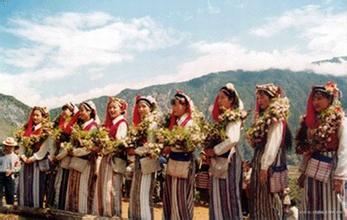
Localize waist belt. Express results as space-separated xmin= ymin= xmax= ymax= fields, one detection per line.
xmin=169 ymin=152 xmax=192 ymax=161
xmin=312 ymin=152 xmax=333 ymax=163
xmin=219 ymin=151 xmax=230 ymax=158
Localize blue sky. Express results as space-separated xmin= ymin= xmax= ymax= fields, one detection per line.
xmin=0 ymin=0 xmax=346 ymax=108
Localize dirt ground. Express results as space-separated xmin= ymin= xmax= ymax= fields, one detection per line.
xmin=0 ymin=202 xmax=209 ymax=219
xmin=0 ymin=214 xmax=18 ymax=220
xmin=121 ymin=201 xmax=208 ymax=219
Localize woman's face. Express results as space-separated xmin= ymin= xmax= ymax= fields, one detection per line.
xmin=62 ymin=108 xmax=73 ymax=118
xmin=256 ymin=91 xmax=271 ymax=110
xmin=218 ymin=91 xmax=233 ymax=110
xmin=108 ymin=101 xmax=122 ymax=119
xmin=32 ymin=109 xmax=43 ymax=125
xmin=172 ymin=99 xmax=188 ymax=118
xmin=137 ymin=101 xmax=151 ymax=119
xmin=79 ymin=105 xmax=91 ymax=122
xmin=312 ymin=92 xmax=331 ymax=113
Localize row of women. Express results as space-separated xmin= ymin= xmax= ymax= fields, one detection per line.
xmin=15 ymin=81 xmax=346 ymax=219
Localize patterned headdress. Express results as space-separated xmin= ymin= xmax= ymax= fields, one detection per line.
xmin=256 ymin=83 xmax=283 ymax=98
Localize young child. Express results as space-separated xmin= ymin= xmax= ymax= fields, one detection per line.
xmin=0 ymin=137 xmax=21 ymax=205
xmin=195 ymin=152 xmax=210 ymax=206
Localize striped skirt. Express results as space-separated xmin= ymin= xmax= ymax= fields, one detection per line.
xmin=300 ymin=151 xmax=344 ymax=220
xmin=129 ymin=157 xmax=156 ymax=220
xmin=209 ymin=153 xmax=242 ymax=220
xmin=250 ymin=147 xmax=282 ymax=220
xmin=45 ymin=165 xmax=58 ymax=207
xmin=163 ymin=158 xmax=195 ymax=220
xmin=93 ymin=154 xmax=123 ymax=217
xmin=54 ymin=166 xmax=70 ymax=209
xmin=66 ymin=158 xmax=97 ymax=214
xmin=18 ymin=161 xmax=47 ymax=208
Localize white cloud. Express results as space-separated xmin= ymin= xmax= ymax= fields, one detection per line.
xmin=176 ymin=41 xmax=347 ymax=79
xmin=0 ymin=72 xmax=42 ymax=104
xmin=1 ymin=46 xmax=51 ymax=69
xmin=0 ymin=12 xmax=182 ymax=107
xmin=26 ymin=75 xmax=175 ymax=109
xmin=2 ymin=12 xmax=180 ymax=79
xmin=88 ymin=67 xmax=105 ymax=81
xmin=250 ymin=5 xmax=323 ymax=37
xmin=250 ymin=5 xmax=347 ymax=56
xmin=305 ymin=13 xmax=347 ymax=55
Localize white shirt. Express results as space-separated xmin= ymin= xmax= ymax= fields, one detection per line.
xmin=82 ymin=119 xmax=97 ymax=130
xmin=213 ymin=121 xmax=241 ymax=156
xmin=0 ymin=152 xmax=20 ymax=173
xmin=287 ymin=206 xmax=299 ymax=220
xmin=334 ymin=117 xmax=347 ymax=180
xmin=261 ymin=122 xmax=284 ymax=170
xmin=177 ymin=113 xmax=193 ymax=127
xmin=33 ymin=123 xmax=42 ymax=132
xmin=112 ymin=115 xmax=127 ymax=140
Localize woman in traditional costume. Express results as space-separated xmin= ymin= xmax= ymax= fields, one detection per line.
xmin=204 ymin=83 xmax=246 ymax=219
xmin=296 ymin=81 xmax=346 ymax=219
xmin=53 ymin=102 xmax=78 ymax=209
xmin=247 ymin=83 xmax=291 ymax=220
xmin=17 ymin=106 xmax=51 ymax=208
xmin=162 ymin=91 xmax=199 ymax=220
xmin=65 ymin=101 xmax=99 ymax=214
xmin=128 ymin=95 xmax=161 ymax=220
xmin=93 ymin=97 xmax=128 ymax=217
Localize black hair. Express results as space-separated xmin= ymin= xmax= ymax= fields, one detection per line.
xmin=171 ymin=95 xmax=188 ymax=106
xmin=62 ymin=104 xmax=75 ymax=113
xmin=284 ymin=124 xmax=293 ymax=151
xmin=290 ymin=200 xmax=297 ymax=207
xmin=136 ymin=98 xmax=154 ymax=110
xmin=312 ymin=89 xmax=334 ymax=104
xmin=78 ymin=103 xmax=96 ymax=125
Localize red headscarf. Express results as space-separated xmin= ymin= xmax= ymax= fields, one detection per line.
xmin=63 ymin=111 xmax=80 ymax=135
xmin=104 ymin=97 xmax=128 ymax=129
xmin=58 ymin=114 xmax=66 ymax=130
xmin=168 ymin=90 xmax=194 ymax=129
xmin=24 ymin=106 xmax=49 ymax=137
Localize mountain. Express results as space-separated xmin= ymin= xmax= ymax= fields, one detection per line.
xmin=0 ymin=94 xmax=30 ymax=140
xmin=52 ymin=69 xmax=347 ymax=124
xmin=50 ymin=69 xmax=347 ymax=163
xmin=312 ymin=56 xmax=347 ymax=65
